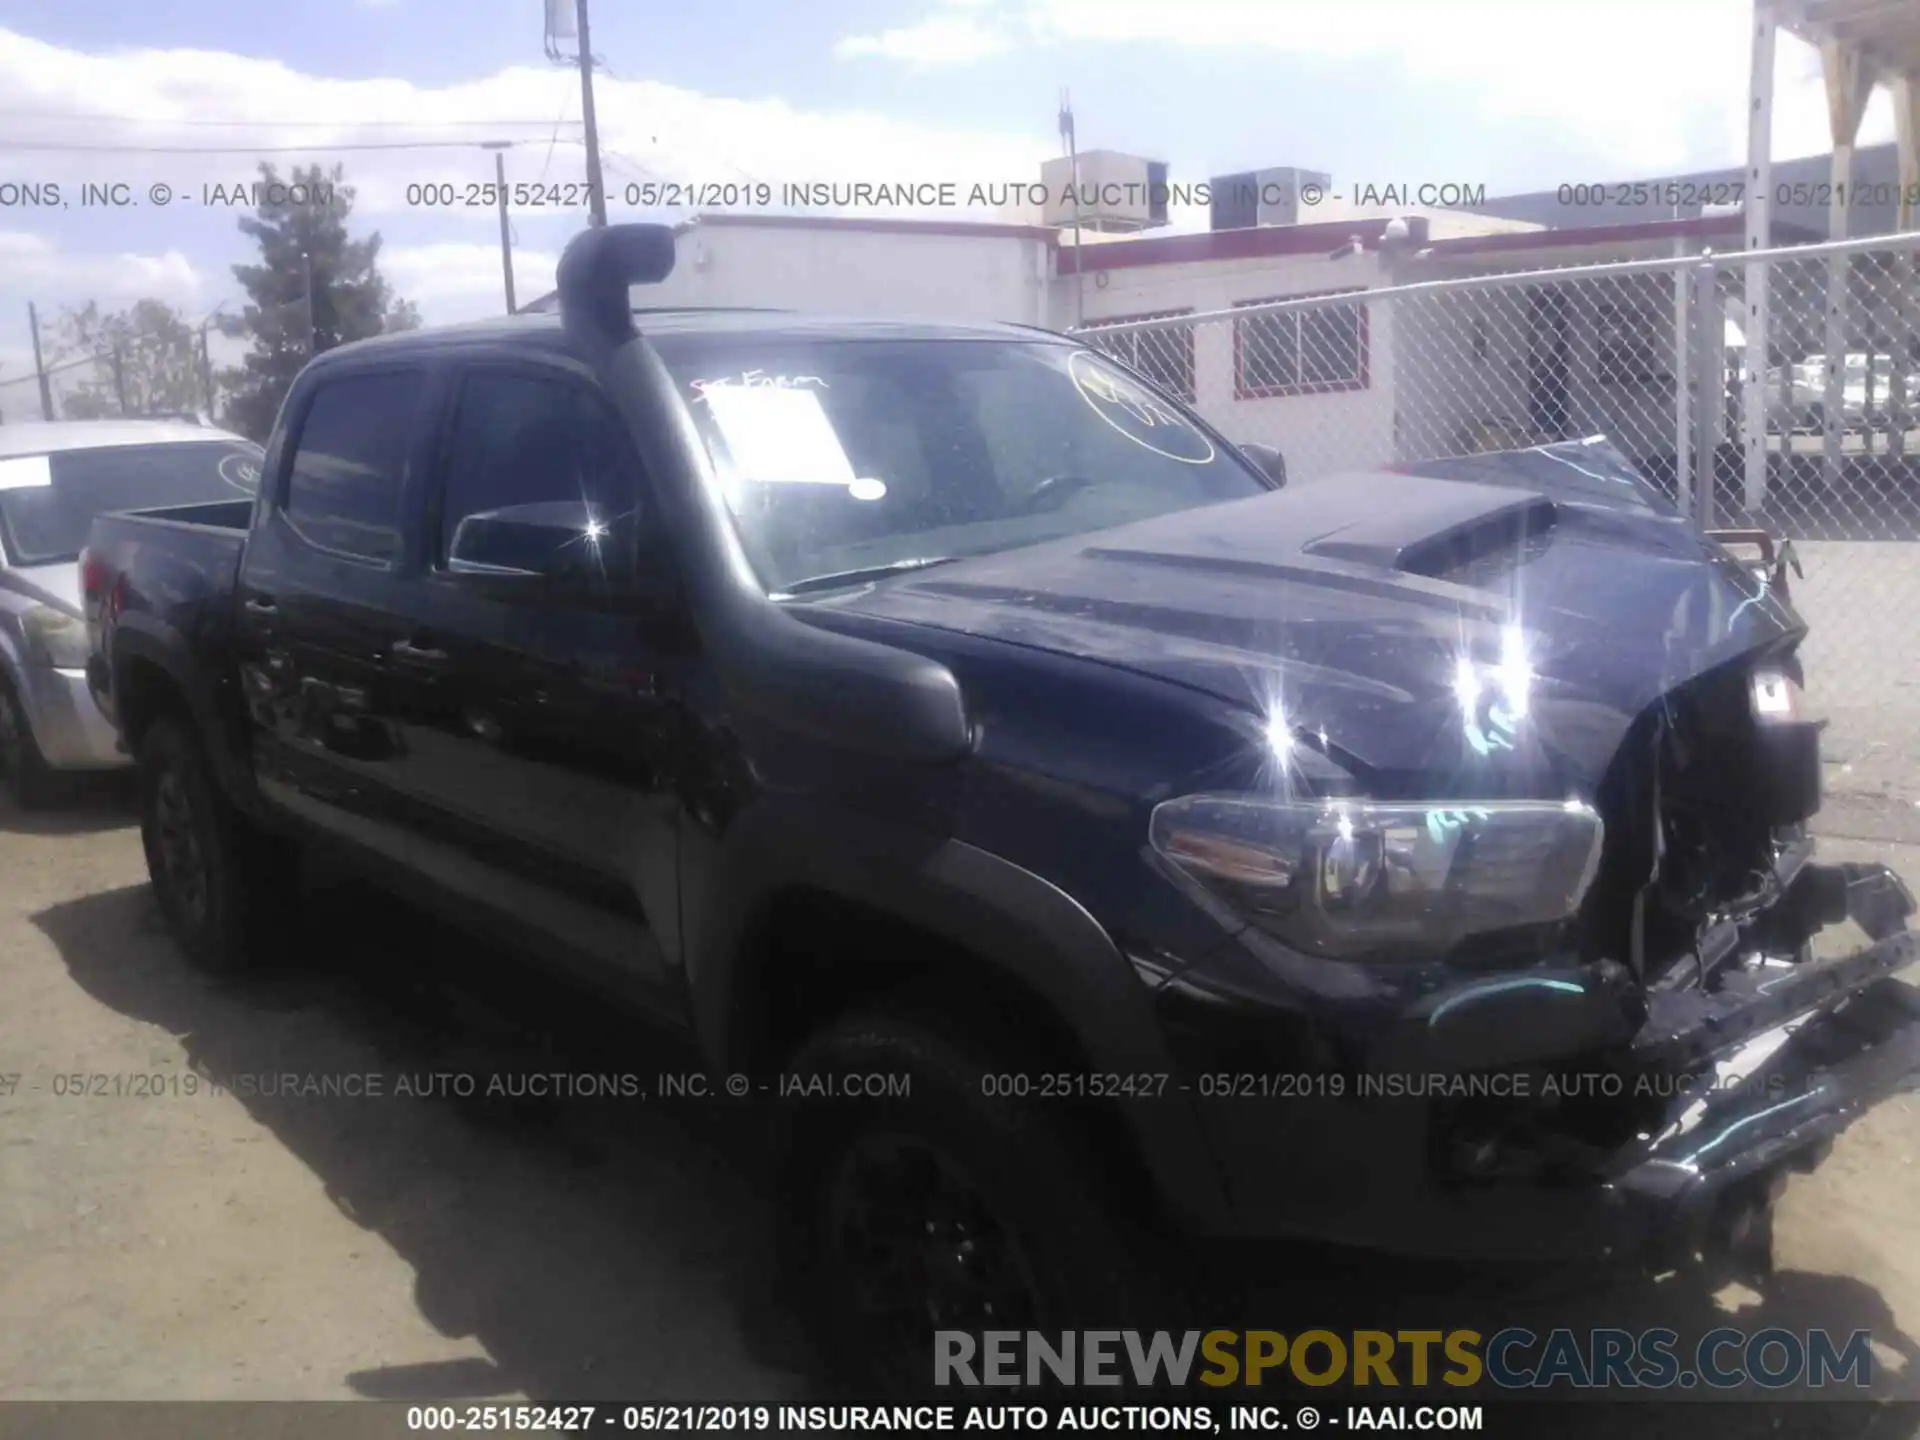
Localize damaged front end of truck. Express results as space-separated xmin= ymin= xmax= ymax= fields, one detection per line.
xmin=1138 ymin=438 xmax=1919 ymax=1267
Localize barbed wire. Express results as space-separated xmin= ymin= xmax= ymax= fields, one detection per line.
xmin=0 ymin=349 xmax=116 ymax=389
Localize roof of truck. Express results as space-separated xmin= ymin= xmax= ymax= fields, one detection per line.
xmin=0 ymin=418 xmax=255 ymax=460
xmin=314 ymin=309 xmax=1075 ymax=365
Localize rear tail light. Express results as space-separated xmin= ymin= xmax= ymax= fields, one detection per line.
xmin=79 ymin=549 xmax=108 ymax=600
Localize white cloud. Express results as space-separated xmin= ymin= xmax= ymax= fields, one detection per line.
xmin=381 ymin=241 xmax=562 ymax=318
xmin=0 ymin=231 xmax=207 ymax=306
xmin=834 ymin=15 xmax=1014 ymax=65
xmin=0 ymin=23 xmax=1055 ymax=376
xmin=833 ymin=0 xmax=1896 ymax=175
xmin=0 ymin=25 xmax=1051 ymax=222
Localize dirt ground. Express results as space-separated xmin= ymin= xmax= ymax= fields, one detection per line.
xmin=4 ymin=781 xmax=1920 ymax=1426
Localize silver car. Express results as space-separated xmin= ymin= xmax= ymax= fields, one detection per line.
xmin=0 ymin=419 xmax=262 ymax=806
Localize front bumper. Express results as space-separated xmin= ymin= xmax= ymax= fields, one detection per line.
xmin=1154 ymin=859 xmax=1919 ymax=1262
xmin=13 ymin=660 xmax=128 ymax=771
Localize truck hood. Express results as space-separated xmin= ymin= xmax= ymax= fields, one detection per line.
xmin=806 ymin=446 xmax=1801 ymax=791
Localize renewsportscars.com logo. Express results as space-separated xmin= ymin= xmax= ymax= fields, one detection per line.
xmin=934 ymin=1328 xmax=1875 ymax=1391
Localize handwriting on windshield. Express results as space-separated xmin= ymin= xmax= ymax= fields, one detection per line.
xmin=690 ymin=370 xmax=828 ymax=405
xmin=1067 ymin=350 xmax=1215 ymax=465
xmin=1076 ymin=366 xmax=1187 ymax=429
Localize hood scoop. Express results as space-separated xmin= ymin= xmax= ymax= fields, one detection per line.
xmin=1301 ymin=478 xmax=1558 ymax=585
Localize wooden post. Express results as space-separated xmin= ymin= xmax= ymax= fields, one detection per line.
xmin=26 ymin=302 xmax=54 ymax=421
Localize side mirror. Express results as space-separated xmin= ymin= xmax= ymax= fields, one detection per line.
xmin=447 ymin=500 xmax=678 ymax=611
xmin=448 ymin=500 xmax=614 ymax=593
xmin=1241 ymin=442 xmax=1288 ymax=488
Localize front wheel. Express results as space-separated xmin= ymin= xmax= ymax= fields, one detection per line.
xmin=775 ymin=1006 xmax=1169 ymax=1394
xmin=0 ymin=676 xmax=58 ymax=809
xmin=138 ymin=716 xmax=298 ymax=974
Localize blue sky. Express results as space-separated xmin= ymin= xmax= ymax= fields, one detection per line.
xmin=0 ymin=0 xmax=1893 ymax=413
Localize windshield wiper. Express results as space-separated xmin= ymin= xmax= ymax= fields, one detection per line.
xmin=775 ymin=555 xmax=960 ymax=597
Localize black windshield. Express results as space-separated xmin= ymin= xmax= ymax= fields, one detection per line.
xmin=0 ymin=441 xmax=262 ymax=566
xmin=651 ymin=337 xmax=1269 ymax=594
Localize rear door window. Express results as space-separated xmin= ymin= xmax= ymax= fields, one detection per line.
xmin=283 ymin=371 xmax=426 ymax=563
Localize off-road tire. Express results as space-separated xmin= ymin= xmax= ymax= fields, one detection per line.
xmin=774 ymin=1002 xmax=1176 ymax=1396
xmin=137 ymin=715 xmax=299 ymax=975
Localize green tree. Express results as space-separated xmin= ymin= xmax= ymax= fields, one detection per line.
xmin=219 ymin=161 xmax=420 ymax=441
xmin=51 ymin=299 xmax=207 ymax=420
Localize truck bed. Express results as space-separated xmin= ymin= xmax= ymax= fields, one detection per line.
xmin=81 ymin=503 xmax=253 ymax=730
xmin=110 ymin=498 xmax=257 ymax=532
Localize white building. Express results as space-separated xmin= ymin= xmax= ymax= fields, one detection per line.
xmin=525 ymin=156 xmax=1753 ymax=479
xmin=607 ymin=212 xmax=1058 ymax=326
xmin=1062 ymin=208 xmax=1749 ymax=480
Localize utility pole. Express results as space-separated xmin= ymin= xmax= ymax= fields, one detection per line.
xmin=576 ymin=0 xmax=608 ymax=227
xmin=110 ymin=344 xmax=128 ymax=415
xmin=26 ymin=302 xmax=54 ymax=421
xmin=1060 ymin=90 xmax=1085 ymax=328
xmin=484 ymin=142 xmax=518 ymax=312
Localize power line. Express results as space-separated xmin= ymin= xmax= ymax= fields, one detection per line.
xmin=0 ymin=111 xmax=587 ymax=129
xmin=0 ymin=138 xmax=538 ymax=155
xmin=536 ymin=76 xmax=577 ymax=187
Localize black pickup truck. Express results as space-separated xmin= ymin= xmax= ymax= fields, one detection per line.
xmin=82 ymin=224 xmax=1920 ymax=1384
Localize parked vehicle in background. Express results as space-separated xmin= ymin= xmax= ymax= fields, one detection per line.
xmin=0 ymin=419 xmax=261 ymax=806
xmin=1770 ymin=353 xmax=1920 ymax=432
xmin=82 ymin=226 xmax=1919 ymax=1391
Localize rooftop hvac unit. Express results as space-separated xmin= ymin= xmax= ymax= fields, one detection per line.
xmin=1041 ymin=151 xmax=1171 ymax=233
xmin=1209 ymin=167 xmax=1332 ymax=230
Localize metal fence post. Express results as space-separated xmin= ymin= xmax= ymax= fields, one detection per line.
xmin=1691 ymin=255 xmax=1723 ymax=527
xmin=1743 ymin=252 xmax=1773 ymax=511
xmin=1674 ymin=249 xmax=1693 ymax=519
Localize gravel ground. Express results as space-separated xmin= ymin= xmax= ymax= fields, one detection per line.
xmin=3 ymin=784 xmax=1920 ymax=1429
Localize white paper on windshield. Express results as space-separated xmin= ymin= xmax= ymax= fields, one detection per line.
xmin=0 ymin=455 xmax=53 ymax=490
xmin=702 ymin=385 xmax=858 ymax=489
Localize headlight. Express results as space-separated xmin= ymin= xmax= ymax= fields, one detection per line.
xmin=1150 ymin=793 xmax=1604 ymax=962
xmin=21 ymin=606 xmax=89 ymax=669
xmin=1751 ymin=666 xmax=1803 ymax=723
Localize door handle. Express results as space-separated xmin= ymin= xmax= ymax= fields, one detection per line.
xmin=391 ymin=638 xmax=448 ymax=663
xmin=243 ymin=597 xmax=277 ymax=616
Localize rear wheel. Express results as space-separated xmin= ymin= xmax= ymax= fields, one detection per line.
xmin=776 ymin=1005 xmax=1171 ymax=1395
xmin=137 ymin=715 xmax=299 ymax=974
xmin=0 ymin=677 xmax=57 ymax=809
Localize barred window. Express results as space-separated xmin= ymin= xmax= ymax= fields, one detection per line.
xmin=1233 ymin=292 xmax=1370 ymax=399
xmin=1086 ymin=310 xmax=1196 ymax=402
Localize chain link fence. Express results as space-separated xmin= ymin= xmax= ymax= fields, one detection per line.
xmin=0 ymin=347 xmax=169 ymax=424
xmin=1076 ymin=234 xmax=1920 ymax=842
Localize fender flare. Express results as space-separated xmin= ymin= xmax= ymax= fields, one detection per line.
xmin=108 ymin=614 xmax=257 ymax=811
xmin=685 ymin=795 xmax=1232 ymax=1230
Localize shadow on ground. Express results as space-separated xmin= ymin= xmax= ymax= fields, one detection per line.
xmin=0 ymin=774 xmax=137 ymax=835
xmin=28 ymin=869 xmax=1920 ymax=1434
xmin=32 ymin=868 xmax=816 ymax=1405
